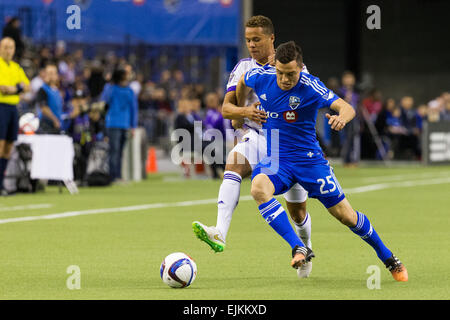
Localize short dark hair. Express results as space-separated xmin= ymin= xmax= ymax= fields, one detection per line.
xmin=245 ymin=15 xmax=274 ymax=35
xmin=275 ymin=41 xmax=303 ymax=66
xmin=112 ymin=68 xmax=126 ymax=84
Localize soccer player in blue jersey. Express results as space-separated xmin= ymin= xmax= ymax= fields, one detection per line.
xmin=234 ymin=41 xmax=408 ymax=282
xmin=192 ymin=16 xmax=314 ymax=279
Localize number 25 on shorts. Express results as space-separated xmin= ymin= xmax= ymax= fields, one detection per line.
xmin=317 ymin=175 xmax=337 ymax=194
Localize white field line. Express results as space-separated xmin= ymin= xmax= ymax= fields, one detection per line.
xmin=0 ymin=177 xmax=449 ymax=225
xmin=359 ymin=171 xmax=450 ymax=183
xmin=344 ymin=176 xmax=450 ymax=194
xmin=0 ymin=204 xmax=53 ymax=212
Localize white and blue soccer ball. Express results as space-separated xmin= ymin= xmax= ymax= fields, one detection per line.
xmin=160 ymin=252 xmax=197 ymax=288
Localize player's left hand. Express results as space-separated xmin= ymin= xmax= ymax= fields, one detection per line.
xmin=326 ymin=113 xmax=346 ymax=131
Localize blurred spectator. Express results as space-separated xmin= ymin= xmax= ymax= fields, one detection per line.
xmin=36 ymin=64 xmax=64 ymax=134
xmin=399 ymin=96 xmax=421 ymax=159
xmin=416 ymin=104 xmax=428 ymax=132
xmin=100 ymin=68 xmax=138 ymax=182
xmin=439 ymin=92 xmax=450 ymax=121
xmin=362 ymin=88 xmax=383 ymax=122
xmin=327 ymin=77 xmax=340 ymax=93
xmin=54 ymin=41 xmax=66 ymax=61
xmin=203 ymin=92 xmax=226 ymax=179
xmin=399 ymin=96 xmax=416 ymax=131
xmin=38 ymin=47 xmax=52 ymax=69
xmin=174 ymin=96 xmax=197 ymax=151
xmin=173 ymin=69 xmax=185 ymax=93
xmin=386 ymin=106 xmax=408 ymax=158
xmin=2 ymin=17 xmax=24 ymax=59
xmin=174 ymin=94 xmax=200 ymax=178
xmin=386 ymin=107 xmax=407 ymax=134
xmin=152 ymin=86 xmax=173 ymax=146
xmin=375 ymin=98 xmax=397 ymax=159
xmin=338 ymin=71 xmax=360 ymax=166
xmin=130 ymin=72 xmax=144 ymax=96
xmin=21 ymin=66 xmax=45 ymax=103
xmin=375 ymin=98 xmax=396 ymax=136
xmin=69 ymin=87 xmax=92 ymax=183
xmin=427 ymin=103 xmax=441 ymax=122
xmin=138 ymin=81 xmax=157 ymax=142
xmin=87 ymin=61 xmax=106 ymax=101
xmin=58 ymin=57 xmax=76 ymax=87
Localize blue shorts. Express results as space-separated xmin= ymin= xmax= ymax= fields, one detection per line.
xmin=252 ymin=155 xmax=346 ymax=209
xmin=0 ymin=103 xmax=19 ymax=141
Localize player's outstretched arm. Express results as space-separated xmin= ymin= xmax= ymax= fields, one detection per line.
xmin=326 ymin=98 xmax=356 ymax=131
xmin=221 ymin=76 xmax=267 ymax=124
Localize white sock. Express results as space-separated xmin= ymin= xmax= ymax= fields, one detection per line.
xmin=215 ymin=171 xmax=242 ymax=241
xmin=293 ymin=212 xmax=312 ymax=249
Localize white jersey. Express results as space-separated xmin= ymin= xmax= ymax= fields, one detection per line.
xmin=226 ymin=57 xmax=309 ymax=130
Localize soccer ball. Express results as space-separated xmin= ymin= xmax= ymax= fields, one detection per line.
xmin=160 ymin=252 xmax=197 ymax=288
xmin=19 ymin=113 xmax=40 ymax=134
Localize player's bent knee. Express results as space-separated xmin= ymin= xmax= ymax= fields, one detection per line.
xmin=251 ymin=174 xmax=274 ymax=205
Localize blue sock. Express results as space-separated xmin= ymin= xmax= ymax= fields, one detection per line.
xmin=258 ymin=198 xmax=305 ymax=249
xmin=350 ymin=211 xmax=392 ymax=262
xmin=0 ymin=158 xmax=7 ymax=190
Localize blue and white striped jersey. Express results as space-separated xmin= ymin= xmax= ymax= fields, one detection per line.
xmin=226 ymin=57 xmax=309 ymax=130
xmin=243 ymin=67 xmax=338 ymax=160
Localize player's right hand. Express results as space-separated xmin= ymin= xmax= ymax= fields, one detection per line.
xmin=326 ymin=113 xmax=346 ymax=131
xmin=244 ymin=102 xmax=267 ymax=124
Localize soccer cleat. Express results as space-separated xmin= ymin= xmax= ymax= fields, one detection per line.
xmin=291 ymin=245 xmax=315 ymax=269
xmin=297 ymin=261 xmax=312 ymax=278
xmin=297 ymin=240 xmax=312 ymax=278
xmin=192 ymin=221 xmax=226 ymax=253
xmin=384 ymin=254 xmax=408 ymax=282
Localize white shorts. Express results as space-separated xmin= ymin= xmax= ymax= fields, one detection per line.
xmin=283 ymin=183 xmax=308 ymax=203
xmin=231 ymin=128 xmax=267 ymax=170
xmin=230 ymin=128 xmax=308 ymax=203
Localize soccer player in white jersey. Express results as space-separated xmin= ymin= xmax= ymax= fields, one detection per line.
xmin=192 ymin=16 xmax=313 ymax=278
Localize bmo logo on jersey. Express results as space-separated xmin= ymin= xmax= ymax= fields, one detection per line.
xmin=259 ymin=106 xmax=279 ymax=119
xmin=283 ymin=110 xmax=298 ymax=123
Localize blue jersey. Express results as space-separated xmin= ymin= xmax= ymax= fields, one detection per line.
xmin=244 ymin=67 xmax=338 ymax=161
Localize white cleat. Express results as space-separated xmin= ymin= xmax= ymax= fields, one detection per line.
xmin=192 ymin=221 xmax=226 ymax=253
xmin=297 ymin=261 xmax=312 ymax=278
xmin=297 ymin=241 xmax=312 ymax=278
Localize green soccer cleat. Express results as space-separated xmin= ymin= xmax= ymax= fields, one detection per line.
xmin=192 ymin=221 xmax=226 ymax=253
